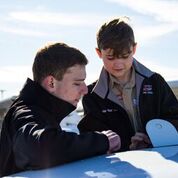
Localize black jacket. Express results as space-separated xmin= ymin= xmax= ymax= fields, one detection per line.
xmin=0 ymin=78 xmax=109 ymax=177
xmin=78 ymin=59 xmax=178 ymax=151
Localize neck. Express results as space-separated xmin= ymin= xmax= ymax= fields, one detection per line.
xmin=117 ymin=69 xmax=132 ymax=86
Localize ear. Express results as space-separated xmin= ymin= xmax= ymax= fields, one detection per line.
xmin=41 ymin=76 xmax=55 ymax=93
xmin=133 ymin=43 xmax=137 ymax=55
xmin=95 ymin=48 xmax=102 ymax=58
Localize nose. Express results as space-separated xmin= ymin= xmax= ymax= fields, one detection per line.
xmin=113 ymin=58 xmax=124 ymax=68
xmin=81 ymin=83 xmax=88 ymax=95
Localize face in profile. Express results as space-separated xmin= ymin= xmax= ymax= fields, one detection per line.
xmin=51 ymin=65 xmax=88 ymax=107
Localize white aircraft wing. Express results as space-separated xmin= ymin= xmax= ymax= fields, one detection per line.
xmin=4 ymin=145 xmax=178 ymax=178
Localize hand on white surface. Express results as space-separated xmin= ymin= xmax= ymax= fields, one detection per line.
xmin=129 ymin=132 xmax=151 ymax=150
xmin=102 ymin=130 xmax=121 ymax=154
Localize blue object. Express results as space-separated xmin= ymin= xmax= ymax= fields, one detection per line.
xmin=146 ymin=119 xmax=178 ymax=147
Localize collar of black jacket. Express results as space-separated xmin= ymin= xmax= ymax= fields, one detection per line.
xmin=92 ymin=58 xmax=155 ymax=99
xmin=19 ymin=78 xmax=76 ymax=121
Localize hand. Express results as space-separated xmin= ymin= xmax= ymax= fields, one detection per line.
xmin=129 ymin=132 xmax=151 ymax=150
xmin=102 ymin=130 xmax=121 ymax=154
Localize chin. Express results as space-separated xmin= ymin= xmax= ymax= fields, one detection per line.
xmin=112 ymin=73 xmax=123 ymax=79
xmin=72 ymin=102 xmax=78 ymax=107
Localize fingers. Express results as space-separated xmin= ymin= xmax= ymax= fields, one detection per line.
xmin=102 ymin=130 xmax=121 ymax=153
xmin=102 ymin=131 xmax=151 ymax=152
xmin=129 ymin=132 xmax=151 ymax=150
xmin=131 ymin=132 xmax=151 ymax=144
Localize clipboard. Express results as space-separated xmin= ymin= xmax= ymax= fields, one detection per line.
xmin=146 ymin=119 xmax=178 ymax=147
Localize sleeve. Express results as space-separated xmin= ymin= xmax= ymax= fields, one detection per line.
xmin=12 ymin=106 xmax=109 ymax=171
xmin=155 ymin=74 xmax=178 ymax=128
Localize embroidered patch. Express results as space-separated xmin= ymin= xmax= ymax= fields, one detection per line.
xmin=143 ymin=84 xmax=153 ymax=94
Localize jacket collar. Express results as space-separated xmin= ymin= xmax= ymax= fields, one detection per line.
xmin=133 ymin=59 xmax=154 ymax=77
xmin=19 ymin=78 xmax=76 ymax=121
xmin=92 ymin=58 xmax=155 ymax=98
xmin=92 ymin=68 xmax=109 ymax=99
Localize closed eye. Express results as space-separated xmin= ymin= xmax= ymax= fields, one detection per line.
xmin=73 ymin=83 xmax=81 ymax=86
xmin=106 ymin=55 xmax=115 ymax=61
xmin=122 ymin=55 xmax=130 ymax=59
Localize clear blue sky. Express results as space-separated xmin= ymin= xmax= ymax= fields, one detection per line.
xmin=0 ymin=0 xmax=178 ymax=99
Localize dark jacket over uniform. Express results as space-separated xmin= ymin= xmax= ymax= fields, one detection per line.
xmin=0 ymin=78 xmax=109 ymax=177
xmin=78 ymin=59 xmax=178 ymax=151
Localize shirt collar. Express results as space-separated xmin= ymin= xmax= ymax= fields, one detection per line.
xmin=109 ymin=67 xmax=136 ymax=89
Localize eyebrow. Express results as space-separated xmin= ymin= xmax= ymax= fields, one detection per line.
xmin=73 ymin=78 xmax=85 ymax=81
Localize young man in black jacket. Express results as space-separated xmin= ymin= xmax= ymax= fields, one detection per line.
xmin=0 ymin=42 xmax=121 ymax=176
xmin=78 ymin=17 xmax=178 ymax=151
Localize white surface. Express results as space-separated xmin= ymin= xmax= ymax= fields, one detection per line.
xmin=4 ymin=145 xmax=178 ymax=178
xmin=60 ymin=110 xmax=81 ymax=134
xmin=146 ymin=119 xmax=178 ymax=147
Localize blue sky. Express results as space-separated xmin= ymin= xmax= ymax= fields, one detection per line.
xmin=0 ymin=0 xmax=178 ymax=99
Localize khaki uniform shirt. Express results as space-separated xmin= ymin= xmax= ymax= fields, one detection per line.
xmin=109 ymin=67 xmax=142 ymax=132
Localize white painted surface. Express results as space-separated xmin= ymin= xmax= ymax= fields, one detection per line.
xmin=4 ymin=145 xmax=178 ymax=178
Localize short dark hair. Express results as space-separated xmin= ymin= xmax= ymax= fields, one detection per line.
xmin=97 ymin=17 xmax=136 ymax=57
xmin=32 ymin=42 xmax=88 ymax=83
